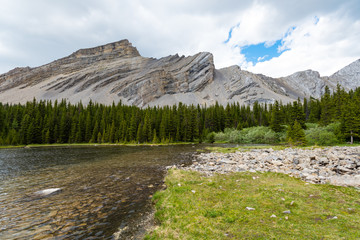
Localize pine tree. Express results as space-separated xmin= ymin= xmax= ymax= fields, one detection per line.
xmin=270 ymin=101 xmax=283 ymax=132
xmin=45 ymin=129 xmax=51 ymax=144
xmin=59 ymin=112 xmax=70 ymax=143
xmin=290 ymin=100 xmax=306 ymax=129
xmin=320 ymin=86 xmax=332 ymax=126
xmin=224 ymin=104 xmax=232 ymax=128
xmin=109 ymin=122 xmax=115 ymax=143
xmin=137 ymin=123 xmax=143 ymax=143
xmin=26 ymin=122 xmax=34 ymax=144
xmin=159 ymin=112 xmax=168 ymax=141
xmin=340 ymin=100 xmax=360 ymax=144
xmin=85 ymin=111 xmax=92 ymax=142
xmin=287 ymin=120 xmax=307 ymax=146
xmin=101 ymin=129 xmax=106 ymax=143
xmin=69 ymin=117 xmax=78 ymax=143
xmin=152 ymin=129 xmax=158 ymax=143
xmin=97 ymin=132 xmax=102 ymax=144
xmin=286 ymin=124 xmax=293 ymax=143
xmin=308 ymin=97 xmax=321 ymax=123
xmin=91 ymin=121 xmax=99 ymax=143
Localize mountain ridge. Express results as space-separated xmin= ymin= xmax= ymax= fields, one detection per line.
xmin=0 ymin=39 xmax=359 ymax=107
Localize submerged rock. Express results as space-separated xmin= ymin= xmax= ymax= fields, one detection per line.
xmin=20 ymin=188 xmax=62 ymax=202
xmin=34 ymin=188 xmax=62 ymax=197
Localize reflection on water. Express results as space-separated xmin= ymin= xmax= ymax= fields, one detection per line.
xmin=0 ymin=145 xmax=196 ymax=239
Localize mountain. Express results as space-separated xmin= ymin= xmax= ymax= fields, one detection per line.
xmin=0 ymin=39 xmax=359 ymax=107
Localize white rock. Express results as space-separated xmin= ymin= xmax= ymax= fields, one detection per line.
xmin=246 ymin=207 xmax=255 ymax=211
xmin=34 ymin=188 xmax=62 ymax=197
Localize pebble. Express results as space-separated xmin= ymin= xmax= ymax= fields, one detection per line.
xmin=245 ymin=207 xmax=255 ymax=211
xmin=270 ymin=214 xmax=276 ymax=218
xmin=191 ymin=190 xmax=196 ymax=193
xmin=283 ymin=210 xmax=291 ymax=214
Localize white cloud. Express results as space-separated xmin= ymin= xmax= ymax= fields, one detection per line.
xmin=0 ymin=0 xmax=359 ymax=78
xmin=248 ymin=10 xmax=360 ymax=77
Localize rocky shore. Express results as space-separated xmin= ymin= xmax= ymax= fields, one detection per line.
xmin=183 ymin=146 xmax=360 ymax=188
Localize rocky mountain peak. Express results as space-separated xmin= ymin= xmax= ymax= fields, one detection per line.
xmin=329 ymin=58 xmax=360 ymax=90
xmin=0 ymin=40 xmax=359 ymax=107
xmin=288 ymin=69 xmax=321 ymax=79
xmin=331 ymin=59 xmax=360 ymax=76
xmin=70 ymin=39 xmax=140 ymax=59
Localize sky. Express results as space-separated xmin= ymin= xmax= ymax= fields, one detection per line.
xmin=0 ymin=0 xmax=359 ymax=77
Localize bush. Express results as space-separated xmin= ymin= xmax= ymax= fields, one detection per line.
xmin=305 ymin=123 xmax=339 ymax=146
xmin=305 ymin=123 xmax=319 ymax=129
xmin=213 ymin=127 xmax=280 ymax=144
xmin=207 ymin=132 xmax=216 ymax=143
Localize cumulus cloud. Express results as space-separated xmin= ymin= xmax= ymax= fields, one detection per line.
xmin=248 ymin=10 xmax=360 ymax=77
xmin=0 ymin=0 xmax=359 ymax=77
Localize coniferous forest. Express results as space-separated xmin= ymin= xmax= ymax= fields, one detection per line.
xmin=0 ymin=85 xmax=359 ymax=146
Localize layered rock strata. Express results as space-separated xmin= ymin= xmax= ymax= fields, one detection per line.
xmin=0 ymin=39 xmax=359 ymax=107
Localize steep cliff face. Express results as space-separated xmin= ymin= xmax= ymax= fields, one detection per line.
xmin=329 ymin=59 xmax=360 ymax=90
xmin=279 ymin=70 xmax=328 ymax=99
xmin=0 ymin=39 xmax=359 ymax=106
xmin=0 ymin=40 xmax=214 ymax=106
xmin=0 ymin=40 xmax=140 ymax=90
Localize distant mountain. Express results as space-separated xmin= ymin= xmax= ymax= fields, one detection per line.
xmin=0 ymin=39 xmax=359 ymax=107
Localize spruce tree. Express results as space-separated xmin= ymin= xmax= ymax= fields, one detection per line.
xmin=320 ymin=86 xmax=332 ymax=126
xmin=340 ymin=100 xmax=359 ymax=144
xmin=152 ymin=129 xmax=158 ymax=143
xmin=270 ymin=101 xmax=283 ymax=132
xmin=287 ymin=120 xmax=307 ymax=146
xmin=85 ymin=112 xmax=92 ymax=142
xmin=137 ymin=123 xmax=143 ymax=143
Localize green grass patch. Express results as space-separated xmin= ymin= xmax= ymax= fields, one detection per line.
xmin=146 ymin=169 xmax=360 ymax=239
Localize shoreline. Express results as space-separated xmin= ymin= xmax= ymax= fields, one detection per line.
xmin=183 ymin=146 xmax=360 ymax=188
xmin=146 ymin=146 xmax=360 ymax=239
xmin=0 ymin=142 xmax=196 ymax=149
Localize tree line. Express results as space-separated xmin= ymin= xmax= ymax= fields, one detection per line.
xmin=0 ymin=85 xmax=359 ymax=145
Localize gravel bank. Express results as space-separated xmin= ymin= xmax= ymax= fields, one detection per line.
xmin=183 ymin=147 xmax=360 ymax=187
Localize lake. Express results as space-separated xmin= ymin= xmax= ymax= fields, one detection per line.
xmin=0 ymin=145 xmax=199 ymax=239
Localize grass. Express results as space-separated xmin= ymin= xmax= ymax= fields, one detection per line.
xmin=146 ymin=169 xmax=360 ymax=239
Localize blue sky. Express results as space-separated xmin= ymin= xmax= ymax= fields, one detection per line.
xmin=223 ymin=24 xmax=286 ymax=65
xmin=225 ymin=25 xmax=295 ymax=65
xmin=241 ymin=40 xmax=284 ymax=64
xmin=238 ymin=26 xmax=297 ymax=65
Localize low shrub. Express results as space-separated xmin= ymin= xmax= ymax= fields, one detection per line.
xmin=305 ymin=123 xmax=340 ymax=146
xmin=213 ymin=127 xmax=280 ymax=144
